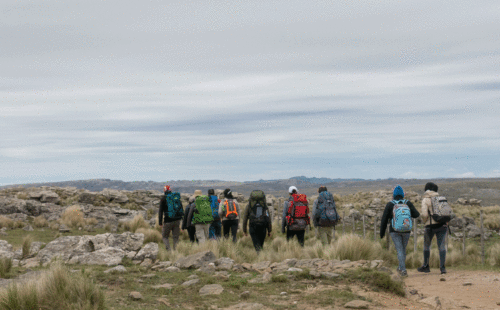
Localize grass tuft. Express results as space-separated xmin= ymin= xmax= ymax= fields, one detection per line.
xmin=136 ymin=228 xmax=162 ymax=244
xmin=0 ymin=258 xmax=12 ymax=279
xmin=22 ymin=235 xmax=34 ymax=259
xmin=345 ymin=267 xmax=405 ymax=296
xmin=122 ymin=215 xmax=150 ymax=233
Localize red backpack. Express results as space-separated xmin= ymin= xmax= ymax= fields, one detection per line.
xmin=286 ymin=194 xmax=310 ymax=230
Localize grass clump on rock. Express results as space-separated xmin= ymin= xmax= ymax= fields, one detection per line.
xmin=344 ymin=267 xmax=405 ymax=297
xmin=135 ymin=227 xmax=162 ymax=244
xmin=60 ymin=206 xmax=97 ymax=229
xmin=122 ymin=215 xmax=150 ymax=233
xmin=0 ymin=263 xmax=105 ymax=310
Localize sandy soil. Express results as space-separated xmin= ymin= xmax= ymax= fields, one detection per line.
xmin=405 ymin=269 xmax=500 ymax=310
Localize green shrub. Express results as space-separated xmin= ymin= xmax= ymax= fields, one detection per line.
xmin=0 ymin=258 xmax=12 ymax=279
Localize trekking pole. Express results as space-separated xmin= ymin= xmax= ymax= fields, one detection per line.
xmin=480 ymin=209 xmax=485 ymax=265
xmin=373 ymin=216 xmax=377 ymax=241
xmin=413 ymin=218 xmax=417 ymax=254
xmin=362 ymin=214 xmax=366 ymax=239
xmin=342 ymin=210 xmax=345 ymax=235
xmin=386 ymin=226 xmax=390 ymax=250
xmin=462 ymin=216 xmax=466 ymax=257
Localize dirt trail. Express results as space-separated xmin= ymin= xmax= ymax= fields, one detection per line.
xmin=405 ymin=269 xmax=500 ymax=310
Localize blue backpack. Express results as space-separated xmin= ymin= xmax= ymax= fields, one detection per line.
xmin=391 ymin=200 xmax=412 ymax=232
xmin=165 ymin=192 xmax=183 ymax=220
xmin=316 ymin=191 xmax=339 ymax=227
xmin=209 ymin=195 xmax=220 ymax=220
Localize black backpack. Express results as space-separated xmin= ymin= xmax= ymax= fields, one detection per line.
xmin=248 ymin=190 xmax=269 ymax=225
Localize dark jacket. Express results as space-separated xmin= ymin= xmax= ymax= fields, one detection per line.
xmin=158 ymin=194 xmax=183 ymax=225
xmin=182 ymin=202 xmax=195 ymax=230
xmin=242 ymin=202 xmax=272 ymax=234
xmin=380 ymin=196 xmax=420 ymax=238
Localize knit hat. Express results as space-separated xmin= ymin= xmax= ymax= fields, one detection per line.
xmin=393 ymin=185 xmax=404 ymax=198
xmin=193 ymin=190 xmax=202 ymax=197
xmin=163 ymin=185 xmax=171 ymax=193
xmin=223 ymin=188 xmax=233 ymax=198
xmin=318 ymin=186 xmax=327 ymax=193
xmin=289 ymin=186 xmax=298 ymax=194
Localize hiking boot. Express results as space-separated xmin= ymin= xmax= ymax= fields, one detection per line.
xmin=417 ymin=265 xmax=430 ymax=273
xmin=440 ymin=267 xmax=447 ymax=274
xmin=400 ymin=270 xmax=408 ymax=277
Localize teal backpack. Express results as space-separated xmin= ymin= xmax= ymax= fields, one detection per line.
xmin=165 ymin=192 xmax=183 ymax=220
xmin=391 ymin=200 xmax=412 ymax=232
xmin=192 ymin=195 xmax=214 ymax=224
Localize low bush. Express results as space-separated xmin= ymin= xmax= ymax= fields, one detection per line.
xmin=60 ymin=206 xmax=97 ymax=229
xmin=0 ymin=258 xmax=12 ymax=279
xmin=22 ymin=235 xmax=34 ymax=259
xmin=122 ymin=215 xmax=150 ymax=233
xmin=0 ymin=263 xmax=106 ymax=310
xmin=33 ymin=216 xmax=48 ymax=228
xmin=136 ymin=228 xmax=162 ymax=244
xmin=333 ymin=234 xmax=379 ymax=261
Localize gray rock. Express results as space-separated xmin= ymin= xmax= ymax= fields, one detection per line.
xmin=181 ymin=279 xmax=199 ymax=287
xmin=151 ymin=261 xmax=172 ymax=271
xmin=198 ymin=263 xmax=216 ymax=274
xmin=22 ymin=225 xmax=34 ymax=231
xmin=239 ymin=291 xmax=251 ymax=299
xmin=248 ymin=272 xmax=271 ymax=284
xmin=101 ymin=189 xmax=129 ymax=203
xmin=104 ymin=265 xmax=127 ymax=273
xmin=215 ymin=257 xmax=235 ymax=270
xmin=176 ymin=250 xmax=216 ymax=269
xmin=59 ymin=224 xmax=71 ymax=233
xmin=344 ymin=300 xmax=370 ymax=309
xmin=199 ymin=284 xmax=224 ymax=296
xmin=0 ymin=240 xmax=14 ymax=259
xmin=287 ymin=267 xmax=303 ymax=272
xmin=39 ymin=191 xmax=60 ymax=204
xmin=226 ymin=303 xmax=264 ymax=310
xmin=187 ymin=274 xmax=199 ymax=279
xmin=321 ymin=272 xmax=340 ymax=279
xmin=68 ymin=247 xmax=126 ymax=266
xmin=128 ymin=291 xmax=143 ymax=300
xmin=165 ymin=266 xmax=181 ymax=273
xmin=134 ymin=242 xmax=158 ymax=261
xmin=78 ymin=192 xmax=97 ymax=204
xmin=151 ymin=283 xmax=174 ymax=290
xmin=252 ymin=261 xmax=271 ymax=271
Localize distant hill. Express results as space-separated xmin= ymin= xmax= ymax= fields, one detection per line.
xmin=2 ymin=177 xmax=500 ymax=206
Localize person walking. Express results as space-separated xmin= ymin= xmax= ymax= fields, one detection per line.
xmin=380 ymin=185 xmax=420 ymax=277
xmin=282 ymin=186 xmax=310 ymax=247
xmin=218 ymin=188 xmax=241 ymax=243
xmin=182 ymin=195 xmax=198 ymax=243
xmin=418 ymin=182 xmax=452 ymax=274
xmin=242 ymin=190 xmax=272 ymax=252
xmin=312 ymin=186 xmax=339 ymax=245
xmin=158 ymin=185 xmax=184 ymax=251
xmin=188 ymin=190 xmax=213 ymax=244
xmin=208 ymin=189 xmax=222 ymax=240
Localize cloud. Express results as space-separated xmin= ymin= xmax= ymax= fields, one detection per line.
xmin=455 ymin=172 xmax=477 ymax=178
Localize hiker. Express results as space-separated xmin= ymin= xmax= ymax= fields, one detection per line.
xmin=418 ymin=182 xmax=453 ymax=274
xmin=380 ymin=185 xmax=420 ymax=277
xmin=218 ymin=188 xmax=241 ymax=243
xmin=208 ymin=189 xmax=222 ymax=240
xmin=282 ymin=186 xmax=310 ymax=247
xmin=187 ymin=190 xmax=213 ymax=244
xmin=242 ymin=190 xmax=272 ymax=252
xmin=182 ymin=195 xmax=198 ymax=243
xmin=312 ymin=186 xmax=339 ymax=245
xmin=158 ymin=185 xmax=184 ymax=251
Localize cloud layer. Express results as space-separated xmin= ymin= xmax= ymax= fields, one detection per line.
xmin=1 ymin=0 xmax=499 ymax=185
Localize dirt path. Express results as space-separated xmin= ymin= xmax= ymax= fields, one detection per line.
xmin=405 ymin=269 xmax=500 ymax=310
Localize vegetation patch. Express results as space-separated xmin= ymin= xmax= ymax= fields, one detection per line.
xmin=344 ymin=268 xmax=405 ymax=297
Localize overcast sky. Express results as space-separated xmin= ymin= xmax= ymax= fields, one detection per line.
xmin=1 ymin=0 xmax=499 ymax=185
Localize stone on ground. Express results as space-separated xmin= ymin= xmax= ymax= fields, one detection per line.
xmin=128 ymin=291 xmax=143 ymax=300
xmin=151 ymin=283 xmax=174 ymax=290
xmin=225 ymin=303 xmax=264 ymax=310
xmin=344 ymin=300 xmax=370 ymax=309
xmin=182 ymin=278 xmax=200 ymax=287
xmin=199 ymin=284 xmax=224 ymax=295
xmin=176 ymin=250 xmax=216 ymax=269
xmin=104 ymin=265 xmax=127 ymax=273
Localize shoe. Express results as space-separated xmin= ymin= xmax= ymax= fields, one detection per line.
xmin=417 ymin=265 xmax=430 ymax=273
xmin=440 ymin=267 xmax=447 ymax=274
xmin=400 ymin=270 xmax=408 ymax=277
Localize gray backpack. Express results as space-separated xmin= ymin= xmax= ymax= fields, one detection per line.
xmin=430 ymin=196 xmax=453 ymax=224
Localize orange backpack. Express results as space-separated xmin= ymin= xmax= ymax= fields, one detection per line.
xmin=225 ymin=199 xmax=238 ymax=219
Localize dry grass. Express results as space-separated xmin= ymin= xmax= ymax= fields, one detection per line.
xmin=135 ymin=228 xmax=162 ymax=244
xmin=333 ymin=234 xmax=381 ymax=261
xmin=59 ymin=206 xmax=97 ymax=229
xmin=22 ymin=235 xmax=34 ymax=259
xmin=0 ymin=263 xmax=105 ymax=310
xmin=121 ymin=215 xmax=150 ymax=233
xmin=33 ymin=216 xmax=48 ymax=228
xmin=0 ymin=217 xmax=13 ymax=229
xmin=488 ymin=243 xmax=500 ymax=267
xmin=0 ymin=258 xmax=12 ymax=279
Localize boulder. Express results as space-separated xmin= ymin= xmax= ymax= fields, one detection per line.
xmin=78 ymin=192 xmax=97 ymax=204
xmin=456 ymin=198 xmax=468 ymax=205
xmin=176 ymin=250 xmax=216 ymax=269
xmin=134 ymin=242 xmax=158 ymax=261
xmin=101 ymin=189 xmax=129 ymax=204
xmin=199 ymin=284 xmax=224 ymax=296
xmin=104 ymin=265 xmax=127 ymax=273
xmin=215 ymin=257 xmax=234 ymax=270
xmin=68 ymin=247 xmax=126 ymax=266
xmin=364 ymin=209 xmax=377 ymax=218
xmin=182 ymin=279 xmax=199 ymax=287
xmin=128 ymin=291 xmax=143 ymax=300
xmin=0 ymin=240 xmax=14 ymax=259
xmin=39 ymin=191 xmax=60 ymax=204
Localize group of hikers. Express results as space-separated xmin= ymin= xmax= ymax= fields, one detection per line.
xmin=158 ymin=182 xmax=453 ymax=277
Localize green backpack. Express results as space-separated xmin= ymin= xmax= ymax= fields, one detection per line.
xmin=192 ymin=195 xmax=214 ymax=224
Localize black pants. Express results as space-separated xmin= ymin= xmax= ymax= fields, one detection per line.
xmin=223 ymin=219 xmax=239 ymax=243
xmin=286 ymin=228 xmax=305 ymax=247
xmin=187 ymin=226 xmax=198 ymax=243
xmin=249 ymin=224 xmax=268 ymax=252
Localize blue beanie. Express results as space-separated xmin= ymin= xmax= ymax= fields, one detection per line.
xmin=393 ymin=185 xmax=404 ymax=198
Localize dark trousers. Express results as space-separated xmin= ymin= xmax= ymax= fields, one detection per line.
xmin=423 ymin=225 xmax=447 ymax=269
xmin=286 ymin=228 xmax=305 ymax=247
xmin=209 ymin=220 xmax=222 ymax=240
xmin=187 ymin=226 xmax=198 ymax=243
xmin=223 ymin=219 xmax=239 ymax=243
xmin=249 ymin=224 xmax=268 ymax=252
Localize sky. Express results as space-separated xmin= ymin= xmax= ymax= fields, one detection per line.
xmin=1 ymin=0 xmax=499 ymax=185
